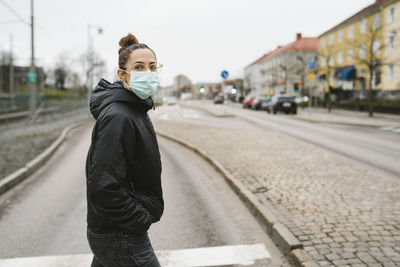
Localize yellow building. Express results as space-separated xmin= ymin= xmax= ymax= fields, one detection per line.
xmin=318 ymin=0 xmax=400 ymax=99
xmin=382 ymin=0 xmax=400 ymax=95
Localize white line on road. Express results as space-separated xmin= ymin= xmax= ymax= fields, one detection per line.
xmin=0 ymin=243 xmax=271 ymax=267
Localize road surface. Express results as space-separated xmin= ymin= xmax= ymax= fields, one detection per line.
xmin=0 ymin=122 xmax=289 ymax=266
xmin=157 ymin=104 xmax=400 ymax=178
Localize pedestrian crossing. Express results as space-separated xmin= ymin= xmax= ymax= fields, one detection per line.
xmin=0 ymin=243 xmax=271 ymax=267
xmin=380 ymin=126 xmax=400 ymax=133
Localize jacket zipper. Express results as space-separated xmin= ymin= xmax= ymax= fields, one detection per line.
xmin=129 ymin=181 xmax=136 ymax=192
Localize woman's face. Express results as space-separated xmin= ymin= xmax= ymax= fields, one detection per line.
xmin=118 ymin=48 xmax=157 ymax=89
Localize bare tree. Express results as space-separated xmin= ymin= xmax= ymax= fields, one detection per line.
xmin=0 ymin=51 xmax=12 ymax=65
xmin=348 ymin=17 xmax=396 ymax=117
xmin=318 ymin=41 xmax=336 ymax=112
xmin=278 ymin=55 xmax=306 ymax=95
xmin=53 ymin=53 xmax=71 ymax=90
xmin=90 ymin=52 xmax=107 ymax=82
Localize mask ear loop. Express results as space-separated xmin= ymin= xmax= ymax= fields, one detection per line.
xmin=123 ymin=80 xmax=130 ymax=88
xmin=119 ymin=69 xmax=130 ymax=89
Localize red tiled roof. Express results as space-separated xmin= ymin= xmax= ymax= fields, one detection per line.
xmin=247 ymin=37 xmax=318 ymax=67
xmin=247 ymin=51 xmax=273 ymax=67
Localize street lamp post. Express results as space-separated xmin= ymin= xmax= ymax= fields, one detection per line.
xmin=29 ymin=0 xmax=36 ymax=119
xmin=86 ymin=24 xmax=103 ymax=107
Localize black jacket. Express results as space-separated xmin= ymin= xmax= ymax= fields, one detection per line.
xmin=85 ymin=79 xmax=163 ymax=235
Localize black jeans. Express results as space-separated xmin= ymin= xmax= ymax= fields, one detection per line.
xmin=87 ymin=227 xmax=161 ymax=267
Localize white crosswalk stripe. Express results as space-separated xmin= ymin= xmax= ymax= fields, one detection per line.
xmin=0 ymin=243 xmax=271 ymax=267
xmin=379 ymin=126 xmax=400 ymax=133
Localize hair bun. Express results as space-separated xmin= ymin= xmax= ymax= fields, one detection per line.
xmin=118 ymin=33 xmax=139 ymax=54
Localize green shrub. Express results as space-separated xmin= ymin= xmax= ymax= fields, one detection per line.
xmin=334 ymin=99 xmax=400 ymax=114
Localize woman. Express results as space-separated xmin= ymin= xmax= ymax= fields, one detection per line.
xmin=85 ymin=33 xmax=164 ymax=267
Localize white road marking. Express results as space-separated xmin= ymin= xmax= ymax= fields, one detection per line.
xmin=158 ymin=243 xmax=270 ymax=266
xmin=380 ymin=126 xmax=395 ymax=131
xmin=380 ymin=126 xmax=400 ymax=134
xmin=0 ymin=243 xmax=270 ymax=267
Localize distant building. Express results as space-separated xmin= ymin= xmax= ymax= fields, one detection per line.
xmin=244 ymin=33 xmax=318 ymax=97
xmin=0 ymin=65 xmax=45 ymax=94
xmin=173 ymin=74 xmax=192 ymax=97
xmin=318 ymin=0 xmax=400 ymax=100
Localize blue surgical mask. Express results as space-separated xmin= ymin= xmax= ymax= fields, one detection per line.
xmin=121 ymin=70 xmax=160 ymax=100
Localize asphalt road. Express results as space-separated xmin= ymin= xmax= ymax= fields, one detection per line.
xmin=0 ymin=122 xmax=289 ymax=266
xmin=231 ymin=107 xmax=400 ymax=178
xmin=155 ymin=104 xmax=400 ymax=178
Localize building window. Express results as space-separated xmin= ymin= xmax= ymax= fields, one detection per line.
xmin=348 ymin=48 xmax=354 ymax=61
xmin=348 ymin=25 xmax=354 ymax=38
xmin=338 ymin=30 xmax=343 ymax=42
xmin=373 ymin=40 xmax=380 ymax=54
xmin=374 ymin=13 xmax=380 ymax=29
xmin=329 ymin=54 xmax=333 ymax=66
xmin=330 ymin=34 xmax=334 ymax=44
xmin=388 ymin=6 xmax=395 ymax=23
xmin=360 ymin=44 xmax=366 ymax=58
xmin=360 ymin=19 xmax=366 ymax=33
xmin=388 ymin=64 xmax=395 ymax=80
xmin=389 ymin=31 xmax=396 ymax=51
xmin=321 ymin=56 xmax=326 ymax=67
xmin=321 ymin=37 xmax=326 ymax=48
xmin=338 ymin=51 xmax=343 ymax=63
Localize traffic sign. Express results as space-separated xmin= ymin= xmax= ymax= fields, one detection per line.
xmin=308 ymin=58 xmax=317 ymax=70
xmin=221 ymin=70 xmax=229 ymax=79
xmin=308 ymin=74 xmax=315 ymax=81
xmin=27 ymin=69 xmax=37 ymax=84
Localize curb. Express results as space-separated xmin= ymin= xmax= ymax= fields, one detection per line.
xmin=0 ymin=120 xmax=90 ymax=196
xmin=156 ymin=130 xmax=318 ymax=267
xmin=293 ymin=116 xmax=399 ymax=128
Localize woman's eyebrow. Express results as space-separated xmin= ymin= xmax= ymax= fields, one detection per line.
xmin=133 ymin=61 xmax=156 ymax=64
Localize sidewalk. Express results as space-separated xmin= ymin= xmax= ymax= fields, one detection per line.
xmin=154 ymin=113 xmax=400 ymax=266
xmin=295 ymin=108 xmax=400 ymax=128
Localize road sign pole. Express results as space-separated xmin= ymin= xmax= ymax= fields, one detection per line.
xmin=307 ymin=58 xmax=317 ymax=110
xmin=220 ymin=70 xmax=229 ymax=105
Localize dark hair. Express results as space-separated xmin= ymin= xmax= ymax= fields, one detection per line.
xmin=118 ymin=33 xmax=156 ymax=70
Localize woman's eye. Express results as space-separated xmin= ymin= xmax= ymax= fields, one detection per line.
xmin=135 ymin=66 xmax=143 ymax=70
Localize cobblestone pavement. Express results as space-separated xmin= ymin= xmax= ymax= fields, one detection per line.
xmin=153 ymin=116 xmax=400 ymax=266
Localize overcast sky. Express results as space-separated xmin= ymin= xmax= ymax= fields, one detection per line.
xmin=0 ymin=0 xmax=375 ymax=86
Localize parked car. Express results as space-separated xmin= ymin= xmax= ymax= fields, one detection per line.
xmin=213 ymin=95 xmax=224 ymax=104
xmin=267 ymin=95 xmax=297 ymax=114
xmin=251 ymin=97 xmax=271 ymax=110
xmin=260 ymin=98 xmax=272 ymax=111
xmin=242 ymin=96 xmax=254 ymax=109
